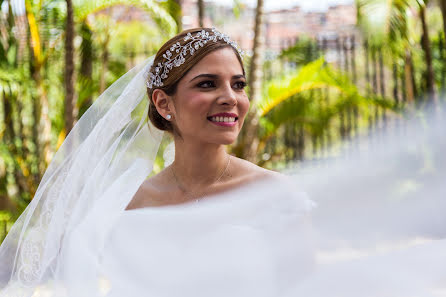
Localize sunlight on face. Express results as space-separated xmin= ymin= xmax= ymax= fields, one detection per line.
xmin=172 ymin=47 xmax=249 ymax=145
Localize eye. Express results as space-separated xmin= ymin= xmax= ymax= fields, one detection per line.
xmin=233 ymin=81 xmax=247 ymax=90
xmin=197 ymin=80 xmax=216 ymax=88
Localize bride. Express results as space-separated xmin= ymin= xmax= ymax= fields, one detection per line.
xmin=0 ymin=27 xmax=445 ymax=297
xmin=127 ymin=27 xmax=279 ymax=209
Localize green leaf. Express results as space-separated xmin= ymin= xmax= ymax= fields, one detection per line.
xmin=257 ymin=58 xmax=338 ymax=116
xmin=73 ymin=0 xmax=177 ymax=36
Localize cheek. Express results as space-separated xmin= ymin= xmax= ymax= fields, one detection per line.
xmin=179 ymin=92 xmax=212 ymax=121
xmin=238 ymin=95 xmax=250 ymax=119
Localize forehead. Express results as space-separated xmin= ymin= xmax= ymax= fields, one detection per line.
xmin=186 ymin=47 xmax=244 ymax=77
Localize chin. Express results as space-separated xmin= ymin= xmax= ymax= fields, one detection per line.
xmin=209 ymin=134 xmax=238 ymax=145
xmin=220 ymin=139 xmax=236 ymax=145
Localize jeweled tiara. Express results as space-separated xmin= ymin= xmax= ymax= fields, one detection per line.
xmin=146 ymin=28 xmax=244 ymax=89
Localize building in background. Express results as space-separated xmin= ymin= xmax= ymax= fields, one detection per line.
xmin=181 ymin=0 xmax=357 ymax=55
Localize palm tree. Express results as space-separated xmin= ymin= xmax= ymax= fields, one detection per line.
xmin=253 ymin=58 xmax=395 ymax=166
xmin=417 ymin=0 xmax=437 ymax=103
xmin=355 ymin=0 xmax=418 ymax=104
xmin=78 ymin=22 xmax=94 ymax=118
xmin=65 ymin=0 xmax=76 ymax=134
xmin=238 ymin=0 xmax=265 ymax=162
xmin=60 ymin=0 xmax=179 ymax=136
xmin=24 ymin=0 xmax=54 ymax=173
xmin=161 ymin=0 xmax=182 ymax=32
xmin=0 ymin=2 xmax=41 ymax=208
xmin=439 ymin=0 xmax=446 ymax=38
xmin=198 ymin=0 xmax=204 ymax=27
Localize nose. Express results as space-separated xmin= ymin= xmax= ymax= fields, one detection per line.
xmin=218 ymin=83 xmax=237 ymax=106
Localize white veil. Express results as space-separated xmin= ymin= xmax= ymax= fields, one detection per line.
xmin=0 ymin=57 xmax=162 ymax=295
xmin=287 ymin=110 xmax=446 ymax=296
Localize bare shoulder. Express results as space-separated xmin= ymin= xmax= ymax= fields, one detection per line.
xmin=229 ymin=156 xmax=286 ymax=183
xmin=231 ymin=157 xmax=306 ymax=201
xmin=125 ymin=169 xmax=173 ymax=210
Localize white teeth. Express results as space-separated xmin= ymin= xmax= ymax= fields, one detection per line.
xmin=210 ymin=116 xmax=236 ymax=123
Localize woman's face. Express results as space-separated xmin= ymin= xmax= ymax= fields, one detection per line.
xmin=171 ymin=47 xmax=249 ymax=145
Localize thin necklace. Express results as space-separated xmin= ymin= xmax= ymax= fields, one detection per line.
xmin=170 ymin=155 xmax=231 ymax=202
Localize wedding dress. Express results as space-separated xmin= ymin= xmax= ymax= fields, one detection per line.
xmin=0 ymin=57 xmax=445 ymax=297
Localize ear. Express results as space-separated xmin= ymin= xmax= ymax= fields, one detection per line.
xmin=152 ymin=89 xmax=175 ymax=120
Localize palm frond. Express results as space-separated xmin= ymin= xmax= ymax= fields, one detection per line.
xmin=73 ymin=0 xmax=177 ymax=36
xmin=256 ymin=57 xmax=397 ymax=144
xmin=258 ymin=58 xmax=342 ymax=116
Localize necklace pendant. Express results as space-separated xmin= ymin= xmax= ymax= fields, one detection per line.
xmin=170 ymin=155 xmax=231 ymax=205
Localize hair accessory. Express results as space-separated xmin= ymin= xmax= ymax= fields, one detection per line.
xmin=166 ymin=114 xmax=172 ymax=120
xmin=146 ymin=28 xmax=244 ymax=89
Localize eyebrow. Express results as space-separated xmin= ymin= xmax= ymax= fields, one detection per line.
xmin=189 ymin=73 xmax=245 ymax=83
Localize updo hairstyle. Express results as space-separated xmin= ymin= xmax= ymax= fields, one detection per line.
xmin=146 ymin=28 xmax=245 ymax=134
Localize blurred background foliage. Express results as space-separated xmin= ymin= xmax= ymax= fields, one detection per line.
xmin=0 ymin=0 xmax=445 ymax=242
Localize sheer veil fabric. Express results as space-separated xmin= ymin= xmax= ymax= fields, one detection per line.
xmin=0 ymin=57 xmax=163 ymax=296
xmin=0 ymin=56 xmax=445 ymax=297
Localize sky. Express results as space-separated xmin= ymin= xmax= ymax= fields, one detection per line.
xmin=209 ymin=0 xmax=353 ymax=11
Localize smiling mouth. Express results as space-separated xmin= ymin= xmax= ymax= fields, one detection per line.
xmin=207 ymin=116 xmax=238 ymax=123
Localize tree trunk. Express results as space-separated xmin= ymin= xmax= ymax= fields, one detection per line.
xmin=351 ymin=35 xmax=358 ymax=137
xmin=297 ymin=125 xmax=305 ymax=161
xmin=364 ymin=39 xmax=370 ymax=94
xmin=401 ymin=63 xmax=407 ymax=104
xmin=324 ymin=87 xmax=331 ymax=151
xmin=318 ymin=89 xmax=325 ymax=155
xmin=378 ymin=50 xmax=385 ymax=98
xmin=99 ymin=35 xmax=110 ymax=93
xmin=343 ymin=37 xmax=352 ymax=138
xmin=339 ymin=107 xmax=346 ymax=139
xmin=3 ymin=91 xmax=29 ymax=201
xmin=336 ymin=36 xmax=347 ymax=137
xmin=440 ymin=32 xmax=446 ymax=95
xmin=404 ymin=49 xmax=415 ymax=103
xmin=311 ymin=134 xmax=318 ymax=159
xmin=392 ymin=62 xmax=399 ymax=106
xmin=25 ymin=0 xmax=52 ymax=176
xmin=78 ymin=22 xmax=94 ymax=118
xmin=64 ymin=0 xmax=76 ymax=135
xmin=171 ymin=0 xmax=182 ymax=32
xmin=351 ymin=35 xmax=357 ymax=83
xmin=343 ymin=37 xmax=349 ymax=74
xmin=240 ymin=0 xmax=265 ymax=162
xmin=371 ymin=46 xmax=379 ymax=126
xmin=33 ymin=73 xmax=52 ymax=175
xmin=198 ymin=0 xmax=204 ymax=27
xmin=419 ymin=4 xmax=437 ymax=103
xmin=440 ymin=0 xmax=446 ymax=42
xmin=378 ymin=50 xmax=386 ymax=124
xmin=336 ymin=36 xmax=342 ymax=69
xmin=364 ymin=39 xmax=374 ymax=134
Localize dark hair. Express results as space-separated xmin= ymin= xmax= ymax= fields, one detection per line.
xmin=147 ymin=28 xmax=245 ymax=134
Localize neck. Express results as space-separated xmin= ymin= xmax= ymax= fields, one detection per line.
xmin=171 ymin=137 xmax=230 ymax=188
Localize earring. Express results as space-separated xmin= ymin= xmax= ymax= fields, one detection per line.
xmin=166 ymin=114 xmax=172 ymax=120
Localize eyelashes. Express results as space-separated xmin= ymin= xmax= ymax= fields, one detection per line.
xmin=234 ymin=81 xmax=247 ymax=90
xmin=197 ymin=80 xmax=247 ymax=90
xmin=197 ymin=81 xmax=216 ymax=88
